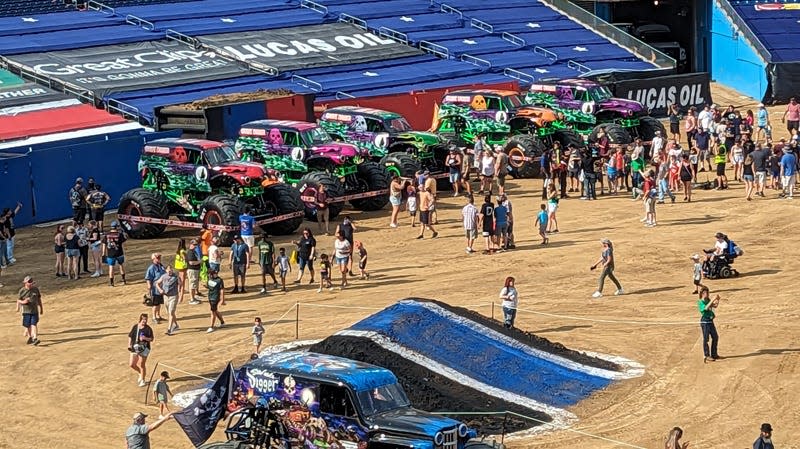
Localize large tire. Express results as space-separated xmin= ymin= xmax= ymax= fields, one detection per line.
xmin=504 ymin=135 xmax=545 ymax=179
xmin=380 ymin=152 xmax=420 ymax=178
xmin=198 ymin=442 xmax=249 ymax=449
xmin=259 ymin=183 xmax=304 ymax=236
xmin=350 ymin=161 xmax=390 ymax=211
xmin=588 ymin=123 xmax=632 ymax=146
xmin=553 ymin=128 xmax=586 ymax=149
xmin=636 ymin=116 xmax=667 ymax=141
xmin=297 ymin=172 xmax=346 ymax=222
xmin=117 ymin=188 xmax=169 ymax=239
xmin=199 ymin=194 xmax=243 ymax=247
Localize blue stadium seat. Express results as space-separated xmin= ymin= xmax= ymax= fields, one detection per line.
xmin=114 ymin=0 xmax=299 ymax=22
xmin=0 ymin=24 xmax=156 ymax=54
xmin=152 ymin=9 xmax=325 ymax=34
xmin=0 ymin=11 xmax=124 ymax=37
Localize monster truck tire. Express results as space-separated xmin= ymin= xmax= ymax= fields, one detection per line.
xmin=350 ymin=161 xmax=390 ymax=211
xmin=381 ymin=152 xmax=420 ymax=178
xmin=553 ymin=128 xmax=586 ymax=149
xmin=198 ymin=442 xmax=249 ymax=449
xmin=260 ymin=183 xmax=304 ymax=236
xmin=297 ymin=172 xmax=346 ymax=222
xmin=200 ymin=194 xmax=243 ymax=247
xmin=637 ymin=116 xmax=667 ymax=142
xmin=589 ymin=123 xmax=632 ymax=146
xmin=504 ymin=135 xmax=544 ymax=179
xmin=117 ymin=188 xmax=169 ymax=239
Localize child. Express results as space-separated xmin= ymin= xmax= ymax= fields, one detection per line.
xmin=690 ymin=254 xmax=705 ymax=294
xmin=152 ymin=371 xmax=172 ymax=418
xmin=251 ymin=317 xmax=264 ymax=359
xmin=535 ymin=204 xmax=548 ymax=245
xmin=645 ymin=188 xmax=658 ymax=227
xmin=317 ymin=253 xmax=333 ymax=292
xmin=275 ymin=248 xmax=291 ymax=292
xmin=406 ymin=184 xmax=418 ymax=227
xmin=354 ymin=241 xmax=369 ymax=280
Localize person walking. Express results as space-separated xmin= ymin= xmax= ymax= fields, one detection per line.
xmin=315 ymin=183 xmax=331 ymax=234
xmin=0 ymin=217 xmax=9 ymax=270
xmin=53 ymin=224 xmax=66 ymax=278
xmin=753 ymin=423 xmax=775 ymax=449
xmin=756 ymin=103 xmax=771 ymax=142
xmin=690 ymin=254 xmax=705 ymax=294
xmin=88 ymin=220 xmax=103 ymax=277
xmin=679 ymin=154 xmax=694 ymax=202
xmin=416 ymin=187 xmax=438 ymax=239
xmin=205 ymin=269 xmax=226 ymax=333
xmin=782 ymin=97 xmax=800 ymax=136
xmin=333 ymin=231 xmax=352 ymax=289
xmin=103 ymin=221 xmax=127 ymax=287
xmin=389 ymin=175 xmax=403 ymax=228
xmin=779 ymin=145 xmax=797 ymax=199
xmin=751 ymin=143 xmax=770 ymax=197
xmin=546 ymin=183 xmax=559 ymax=233
xmin=76 ymin=222 xmax=90 ymax=275
xmin=499 ymin=276 xmax=518 ymax=328
xmin=446 ymin=146 xmax=463 ymax=196
xmin=152 ymin=371 xmax=172 ymax=419
xmin=354 ymin=241 xmax=369 ymax=280
xmin=461 ymin=195 xmax=478 ymax=254
xmin=229 ymin=235 xmax=251 ymax=293
xmin=251 ymin=317 xmax=265 ymax=358
xmin=144 ymin=253 xmax=166 ymax=324
xmin=3 ymin=202 xmax=21 ymax=264
xmin=68 ymin=177 xmax=88 ymax=225
xmin=655 ymin=156 xmax=676 ymax=204
xmin=86 ymin=184 xmax=110 ymax=229
xmin=186 ymin=239 xmax=202 ymax=304
xmin=292 ymin=228 xmax=316 ymax=285
xmin=257 ymin=233 xmax=278 ymax=293
xmin=335 ymin=216 xmax=357 ymax=275
xmin=17 ymin=276 xmax=43 ymax=345
xmin=591 ymin=238 xmax=623 ymax=298
xmin=126 ymin=412 xmax=172 ymax=449
xmin=156 ymin=265 xmax=180 ymax=336
xmin=668 ymin=104 xmax=682 ymax=142
xmin=536 ymin=204 xmax=548 ymax=245
xmin=743 ymin=153 xmax=755 ymax=200
xmin=207 ymin=236 xmax=222 ymax=274
xmin=275 ymin=248 xmax=291 ymax=292
xmin=64 ymin=225 xmax=80 ymax=280
xmin=698 ymin=287 xmax=720 ymax=363
xmin=494 ymin=146 xmax=509 ymax=195
xmin=664 ymin=426 xmax=690 ymax=449
xmin=128 ymin=314 xmax=153 ymax=387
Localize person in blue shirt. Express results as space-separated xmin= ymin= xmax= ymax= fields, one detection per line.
xmin=144 ymin=253 xmax=166 ymax=324
xmin=779 ymin=146 xmax=797 ymax=199
xmin=535 ymin=204 xmax=548 ymax=245
xmin=756 ymin=103 xmax=771 ymax=141
xmin=239 ymin=207 xmax=256 ymax=256
xmin=228 ymin=235 xmax=251 ymax=294
xmin=494 ymin=198 xmax=508 ymax=250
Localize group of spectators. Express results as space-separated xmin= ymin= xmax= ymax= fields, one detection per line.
xmin=664 ymin=423 xmax=776 ymax=449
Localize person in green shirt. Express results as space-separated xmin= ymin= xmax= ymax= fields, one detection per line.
xmin=256 ymin=233 xmax=277 ymax=294
xmin=630 ymin=146 xmax=645 ymax=196
xmin=698 ymin=287 xmax=720 ymax=363
xmin=714 ymin=143 xmax=729 ymax=189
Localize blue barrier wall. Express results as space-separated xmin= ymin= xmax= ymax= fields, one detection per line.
xmin=711 ymin=1 xmax=767 ymax=100
xmin=0 ymin=129 xmax=181 ymax=227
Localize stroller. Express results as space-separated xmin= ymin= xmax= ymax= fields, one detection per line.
xmin=703 ymin=238 xmax=743 ymax=279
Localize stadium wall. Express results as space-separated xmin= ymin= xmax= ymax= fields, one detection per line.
xmin=710 ymin=1 xmax=767 ymax=101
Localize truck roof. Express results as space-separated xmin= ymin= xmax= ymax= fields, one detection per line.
xmin=244 ymin=351 xmax=398 ymax=392
xmin=324 ymin=106 xmax=402 ymax=120
xmin=145 ymin=138 xmax=223 ymax=151
xmin=241 ymin=119 xmax=318 ymax=132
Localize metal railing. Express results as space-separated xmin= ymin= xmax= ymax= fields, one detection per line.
xmin=460 ymin=54 xmax=491 ymax=70
xmin=503 ymin=67 xmax=534 ymax=84
xmin=378 ymin=27 xmax=409 ymax=45
xmin=501 ymin=32 xmax=525 ymax=48
xmin=125 ymin=14 xmax=155 ymax=31
xmin=539 ymin=0 xmax=675 ymax=70
xmin=419 ymin=40 xmax=450 ymax=59
xmin=338 ymin=13 xmax=367 ymax=30
xmin=291 ymin=75 xmax=323 ymax=92
xmin=533 ymin=45 xmax=558 ymax=62
xmin=439 ymin=3 xmax=463 ymax=19
xmin=470 ymin=17 xmax=493 ymax=34
xmin=300 ymin=0 xmax=328 ymax=16
xmin=714 ymin=0 xmax=771 ymax=63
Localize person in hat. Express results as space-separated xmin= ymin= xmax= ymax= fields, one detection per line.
xmin=68 ymin=177 xmax=88 ymax=225
xmin=102 ymin=221 xmax=127 ymax=287
xmin=205 ymin=268 xmax=226 ymax=333
xmin=652 ymin=129 xmax=665 ymax=156
xmin=590 ymin=238 xmax=623 ymax=298
xmin=152 ymin=371 xmax=172 ymax=418
xmin=779 ymin=143 xmax=797 ymax=199
xmin=753 ymin=423 xmax=774 ymax=449
xmin=690 ymin=254 xmax=705 ymax=294
xmin=17 ymin=275 xmax=43 ymax=345
xmin=125 ymin=411 xmax=172 ymax=449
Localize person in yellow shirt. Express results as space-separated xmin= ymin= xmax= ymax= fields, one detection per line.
xmin=173 ymin=239 xmax=188 ymax=303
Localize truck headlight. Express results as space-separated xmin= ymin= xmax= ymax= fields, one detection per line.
xmin=434 ymin=432 xmax=444 ymax=446
xmin=457 ymin=424 xmax=468 ymax=438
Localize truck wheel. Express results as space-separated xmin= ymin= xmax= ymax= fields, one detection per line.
xmin=553 ymin=128 xmax=586 ymax=149
xmin=636 ymin=116 xmax=667 ymax=141
xmin=504 ymin=135 xmax=544 ymax=178
xmin=297 ymin=172 xmax=345 ymax=222
xmin=198 ymin=442 xmax=249 ymax=449
xmin=380 ymin=152 xmax=420 ymax=178
xmin=259 ymin=183 xmax=304 ymax=236
xmin=350 ymin=161 xmax=390 ymax=211
xmin=117 ymin=188 xmax=169 ymax=239
xmin=589 ymin=123 xmax=632 ymax=146
xmin=200 ymin=194 xmax=243 ymax=246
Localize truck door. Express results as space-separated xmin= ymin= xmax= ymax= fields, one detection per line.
xmin=317 ymin=383 xmax=367 ymax=449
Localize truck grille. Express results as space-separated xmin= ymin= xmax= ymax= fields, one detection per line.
xmin=441 ymin=428 xmax=457 ymax=449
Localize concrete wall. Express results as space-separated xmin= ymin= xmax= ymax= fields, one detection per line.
xmin=710 ymin=0 xmax=767 ymax=100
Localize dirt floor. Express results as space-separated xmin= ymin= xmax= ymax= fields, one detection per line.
xmin=2 ymin=83 xmax=800 ymax=449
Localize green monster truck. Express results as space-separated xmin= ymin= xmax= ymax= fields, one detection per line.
xmin=318 ymin=106 xmax=451 ymax=180
xmin=117 ymin=138 xmax=304 ymax=245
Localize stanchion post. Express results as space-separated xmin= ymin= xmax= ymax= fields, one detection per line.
xmin=491 ymin=302 xmax=494 ymax=320
xmin=295 ymin=302 xmax=300 ymax=340
xmin=144 ymin=361 xmax=160 ymax=405
xmin=500 ymin=411 xmax=507 ymax=444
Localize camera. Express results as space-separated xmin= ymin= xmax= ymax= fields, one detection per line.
xmin=132 ymin=344 xmax=145 ymax=354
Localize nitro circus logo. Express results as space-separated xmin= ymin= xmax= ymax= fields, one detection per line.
xmin=625 ymin=83 xmax=706 ymax=111
xmin=245 ymin=368 xmax=279 ymax=393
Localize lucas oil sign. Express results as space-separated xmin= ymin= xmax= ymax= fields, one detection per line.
xmin=610 ymin=72 xmax=712 ymax=118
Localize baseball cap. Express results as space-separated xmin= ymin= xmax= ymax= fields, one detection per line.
xmin=190 ymin=239 xmax=198 ymax=245
xmin=690 ymin=254 xmax=700 ymax=260
xmin=23 ymin=275 xmax=33 ymax=283
xmin=75 ymin=177 xmax=83 ymax=183
xmin=110 ymin=221 xmax=119 ymax=228
xmin=132 ymin=412 xmax=147 ymax=421
xmin=160 ymin=371 xmax=170 ymax=379
xmin=758 ymin=103 xmax=765 ymax=107
xmin=234 ymin=234 xmax=242 ymax=240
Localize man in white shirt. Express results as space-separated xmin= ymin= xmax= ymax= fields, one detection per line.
xmin=461 ymin=195 xmax=478 ymax=253
xmin=651 ymin=130 xmax=664 ymax=160
xmin=697 ymin=105 xmax=713 ymax=132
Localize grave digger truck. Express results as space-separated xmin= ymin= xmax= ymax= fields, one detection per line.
xmin=431 ymin=89 xmax=587 ymax=178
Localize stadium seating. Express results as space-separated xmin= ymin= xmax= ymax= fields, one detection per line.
xmin=729 ymin=1 xmax=800 ymax=63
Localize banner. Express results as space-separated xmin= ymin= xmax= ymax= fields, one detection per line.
xmin=0 ymin=82 xmax=71 ymax=109
xmin=174 ymin=363 xmax=235 ymax=448
xmin=609 ymin=72 xmax=712 ymax=117
xmin=6 ymin=40 xmax=251 ymax=97
xmin=199 ymin=23 xmax=423 ymax=72
xmin=0 ymin=69 xmax=23 ymax=89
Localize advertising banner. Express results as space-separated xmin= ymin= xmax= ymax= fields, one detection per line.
xmin=199 ymin=23 xmax=423 ymax=72
xmin=0 ymin=69 xmax=23 ymax=89
xmin=6 ymin=40 xmax=252 ymax=97
xmin=0 ymin=82 xmax=71 ymax=109
xmin=609 ymin=72 xmax=713 ymax=117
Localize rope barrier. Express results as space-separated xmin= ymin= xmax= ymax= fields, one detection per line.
xmin=296 ymin=303 xmax=383 ymax=310
xmin=154 ymin=361 xmax=215 ymax=382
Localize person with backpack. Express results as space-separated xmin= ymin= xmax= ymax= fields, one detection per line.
xmin=68 ymin=178 xmax=88 ymax=225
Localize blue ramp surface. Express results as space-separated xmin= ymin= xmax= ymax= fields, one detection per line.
xmin=731 ymin=2 xmax=800 ymax=62
xmin=349 ymin=300 xmax=613 ymax=408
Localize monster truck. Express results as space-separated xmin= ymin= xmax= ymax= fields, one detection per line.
xmin=235 ymin=120 xmax=389 ymax=221
xmin=117 ymin=138 xmax=304 ymax=245
xmin=526 ymin=79 xmax=666 ymax=146
xmin=319 ymin=106 xmax=451 ymax=180
xmin=432 ymin=89 xmax=586 ymax=178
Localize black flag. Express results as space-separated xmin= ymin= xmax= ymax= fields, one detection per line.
xmin=174 ymin=363 xmax=235 ymax=447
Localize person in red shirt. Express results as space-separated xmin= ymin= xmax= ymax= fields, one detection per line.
xmin=639 ymin=170 xmax=656 ymax=223
xmin=782 ymin=97 xmax=800 ymax=136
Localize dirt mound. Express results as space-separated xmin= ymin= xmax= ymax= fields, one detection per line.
xmin=416 ymin=298 xmax=621 ymax=372
xmin=309 ymin=335 xmax=549 ymax=435
xmin=170 ymin=89 xmax=296 ymax=110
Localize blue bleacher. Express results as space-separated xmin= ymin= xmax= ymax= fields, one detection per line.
xmin=154 ymin=9 xmax=325 ymax=34
xmin=428 ymin=36 xmax=524 ymax=57
xmin=114 ymin=0 xmax=299 ymax=22
xmin=731 ymin=1 xmax=800 ymax=63
xmin=0 ymin=24 xmax=156 ymax=54
xmin=0 ymin=0 xmax=72 ymax=18
xmin=0 ymin=11 xmax=124 ymax=37
xmin=325 ymin=0 xmax=435 ymax=19
xmin=366 ymin=13 xmax=464 ymax=35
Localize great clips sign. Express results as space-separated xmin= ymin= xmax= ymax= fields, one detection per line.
xmin=199 ymin=23 xmax=422 ymax=71
xmin=611 ymin=72 xmax=712 ymax=117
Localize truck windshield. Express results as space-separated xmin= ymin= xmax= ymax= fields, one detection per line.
xmin=205 ymin=145 xmax=239 ymax=165
xmin=503 ymin=94 xmax=524 ymax=109
xmin=303 ymin=127 xmax=332 ymax=146
xmin=588 ymin=86 xmax=613 ymax=103
xmin=356 ymin=384 xmax=410 ymax=416
xmin=387 ymin=118 xmax=413 ymax=132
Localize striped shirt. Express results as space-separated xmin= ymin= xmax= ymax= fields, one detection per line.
xmin=461 ymin=203 xmax=478 ymax=230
